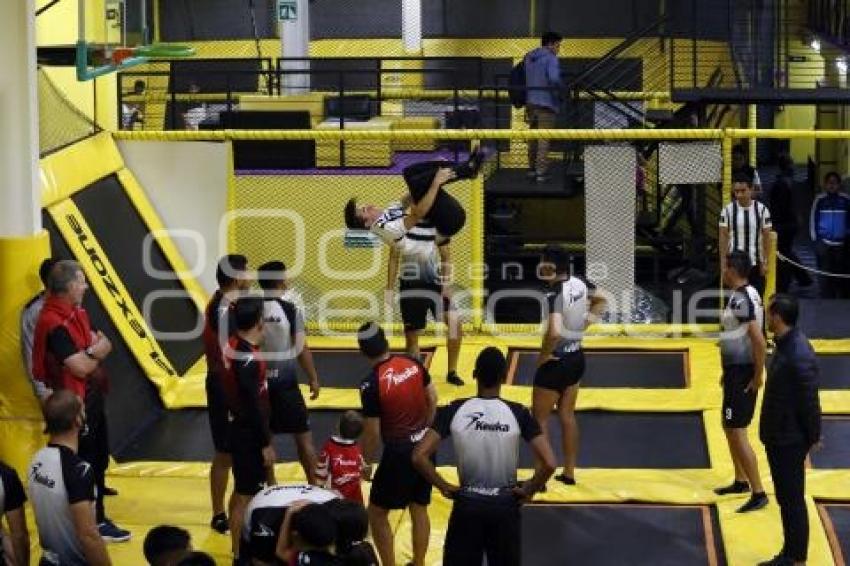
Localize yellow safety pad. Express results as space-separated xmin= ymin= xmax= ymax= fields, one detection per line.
xmin=40 ymin=132 xmax=124 ymax=208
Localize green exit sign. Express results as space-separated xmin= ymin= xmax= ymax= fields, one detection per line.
xmin=277 ymin=0 xmax=297 ymax=21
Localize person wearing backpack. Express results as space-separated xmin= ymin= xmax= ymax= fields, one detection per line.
xmin=523 ymin=32 xmax=563 ymax=183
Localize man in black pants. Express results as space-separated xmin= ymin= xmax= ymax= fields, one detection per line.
xmin=759 ymin=294 xmax=821 ymax=566
xmin=412 ymin=347 xmax=556 ymax=566
xmin=222 ymin=297 xmax=276 ymax=560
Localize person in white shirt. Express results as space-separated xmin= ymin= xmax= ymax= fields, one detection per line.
xmin=719 ymin=171 xmax=773 ymax=297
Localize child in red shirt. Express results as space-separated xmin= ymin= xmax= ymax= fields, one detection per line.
xmin=316 ymin=410 xmax=367 ymax=504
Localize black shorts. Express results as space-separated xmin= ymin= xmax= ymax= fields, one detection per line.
xmin=268 ymin=380 xmax=310 ymax=435
xmin=722 ymin=364 xmax=757 ymax=428
xmin=399 ymin=285 xmax=452 ymax=332
xmin=444 ymin=489 xmax=521 ymax=566
xmin=533 ymin=351 xmax=586 ymax=394
xmin=370 ymin=443 xmax=432 ymax=510
xmin=205 ymin=372 xmax=231 ymax=453
xmin=230 ymin=425 xmax=267 ymax=496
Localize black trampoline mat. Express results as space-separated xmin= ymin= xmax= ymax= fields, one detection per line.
xmin=507 ymin=349 xmax=688 ymax=388
xmin=522 ymin=504 xmax=725 ymax=566
xmin=116 ymin=409 xmax=710 ymax=470
xmin=820 ymin=504 xmax=850 ymax=565
xmin=816 ymin=354 xmax=850 ymax=390
xmin=811 ymin=417 xmax=850 ymax=469
xmin=295 ymin=349 xmax=433 ymax=388
xmin=71 ymin=174 xmax=204 ymax=374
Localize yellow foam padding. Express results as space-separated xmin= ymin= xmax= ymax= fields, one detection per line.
xmin=315 ymin=117 xmax=395 ymax=167
xmin=0 ymin=231 xmax=52 ymax=476
xmin=39 ymin=132 xmax=123 ymax=207
xmin=391 ymin=116 xmax=440 ymax=152
xmin=239 ymin=93 xmax=327 ymax=126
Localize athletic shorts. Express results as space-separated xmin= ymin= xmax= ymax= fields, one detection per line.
xmin=399 ymin=284 xmax=452 ymax=332
xmin=229 ymin=425 xmax=267 ymax=496
xmin=444 ymin=489 xmax=521 ymax=566
xmin=533 ymin=351 xmax=586 ymax=394
xmin=205 ymin=372 xmax=230 ymax=453
xmin=268 ymin=380 xmax=310 ymax=435
xmin=722 ymin=364 xmax=757 ymax=429
xmin=370 ymin=443 xmax=432 ymax=510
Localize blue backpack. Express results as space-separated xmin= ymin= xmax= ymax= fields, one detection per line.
xmin=508 ymin=60 xmax=526 ymax=109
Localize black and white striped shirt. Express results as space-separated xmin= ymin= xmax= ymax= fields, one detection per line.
xmin=719 ymin=201 xmax=772 ymax=265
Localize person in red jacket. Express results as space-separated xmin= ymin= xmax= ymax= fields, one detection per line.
xmin=31 ymin=259 xmax=129 ymax=542
xmin=316 ymin=410 xmax=367 ymax=504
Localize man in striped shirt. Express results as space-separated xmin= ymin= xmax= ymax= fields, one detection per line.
xmin=719 ymin=171 xmax=773 ymax=296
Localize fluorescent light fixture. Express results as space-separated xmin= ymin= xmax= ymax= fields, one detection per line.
xmin=811 ymin=39 xmax=821 ymax=52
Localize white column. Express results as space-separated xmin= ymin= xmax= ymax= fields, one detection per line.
xmin=279 ymin=0 xmax=311 ymax=94
xmin=402 ymin=0 xmax=422 ymax=54
xmin=0 ymin=0 xmax=40 ymax=236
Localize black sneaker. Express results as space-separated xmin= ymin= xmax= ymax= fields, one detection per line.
xmin=453 ymin=147 xmax=486 ymax=179
xmin=98 ymin=519 xmax=131 ymax=543
xmin=447 ymin=372 xmax=465 ymax=386
xmin=714 ymin=480 xmax=749 ymax=495
xmin=554 ymin=473 xmax=576 ymax=486
xmin=103 ymin=486 xmax=118 ymax=496
xmin=737 ymin=492 xmax=769 ymax=513
xmin=210 ymin=512 xmax=229 ymax=533
xmin=757 ymin=554 xmax=793 ymax=566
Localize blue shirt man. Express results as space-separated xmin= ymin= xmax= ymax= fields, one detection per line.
xmin=524 ymin=31 xmax=563 ymax=181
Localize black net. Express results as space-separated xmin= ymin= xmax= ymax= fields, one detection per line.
xmin=38 ymin=68 xmax=101 ymax=156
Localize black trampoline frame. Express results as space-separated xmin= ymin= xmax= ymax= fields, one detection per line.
xmin=522 ymin=502 xmax=724 ymax=566
xmin=817 ymin=502 xmax=849 ymax=566
xmin=505 ymin=348 xmax=691 ymax=387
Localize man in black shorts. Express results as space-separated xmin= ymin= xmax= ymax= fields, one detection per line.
xmin=358 ymin=322 xmax=437 ymax=566
xmin=221 ymin=297 xmax=275 ymax=557
xmin=387 ymin=220 xmax=464 ymax=386
xmin=202 ymin=254 xmax=251 ymax=533
xmin=257 ymin=260 xmax=322 ymax=485
xmin=532 ymin=246 xmax=604 ymax=486
xmin=714 ymin=250 xmax=769 ymax=513
xmin=413 ymin=347 xmax=556 ymax=566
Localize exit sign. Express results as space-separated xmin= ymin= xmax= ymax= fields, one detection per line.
xmin=277 ymin=0 xmax=297 ymax=22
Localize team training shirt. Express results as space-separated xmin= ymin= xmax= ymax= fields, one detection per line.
xmin=370 ymin=203 xmax=440 ymax=263
xmin=242 ymin=484 xmax=338 ymax=551
xmin=222 ymin=337 xmax=270 ymax=444
xmin=29 ymin=444 xmax=96 ymax=566
xmin=261 ymin=296 xmax=304 ymax=388
xmin=203 ymin=290 xmax=235 ymax=376
xmin=719 ymin=201 xmax=772 ymax=265
xmin=316 ymin=437 xmax=365 ymax=504
xmin=0 ymin=461 xmax=26 ymax=562
xmin=545 ymin=277 xmax=591 ymax=356
xmin=720 ymin=285 xmax=763 ymax=367
xmin=360 ymin=354 xmax=432 ymax=445
xmin=433 ymin=398 xmax=541 ymax=490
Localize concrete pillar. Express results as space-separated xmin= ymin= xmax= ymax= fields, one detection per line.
xmin=402 ymin=0 xmax=422 ymax=54
xmin=1 ymin=0 xmax=41 ymax=237
xmin=279 ymin=0 xmax=310 ymax=94
xmin=0 ymin=0 xmax=51 ymax=475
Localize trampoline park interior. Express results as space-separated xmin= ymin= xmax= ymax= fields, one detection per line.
xmin=5 ymin=0 xmax=850 ymax=564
